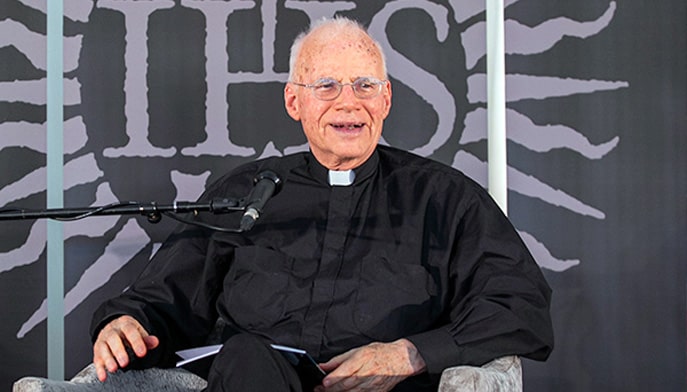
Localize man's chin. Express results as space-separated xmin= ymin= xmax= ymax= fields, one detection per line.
xmin=330 ymin=149 xmax=376 ymax=168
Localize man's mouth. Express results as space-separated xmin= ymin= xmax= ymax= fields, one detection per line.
xmin=331 ymin=122 xmax=365 ymax=132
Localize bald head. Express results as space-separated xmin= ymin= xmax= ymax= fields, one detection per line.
xmin=288 ymin=17 xmax=387 ymax=83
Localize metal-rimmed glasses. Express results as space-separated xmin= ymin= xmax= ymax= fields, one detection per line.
xmin=289 ymin=77 xmax=387 ymax=101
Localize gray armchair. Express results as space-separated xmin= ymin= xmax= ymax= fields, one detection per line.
xmin=13 ymin=355 xmax=521 ymax=392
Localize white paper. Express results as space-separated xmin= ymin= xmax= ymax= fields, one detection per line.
xmin=270 ymin=344 xmax=307 ymax=354
xmin=175 ymin=344 xmax=222 ymax=367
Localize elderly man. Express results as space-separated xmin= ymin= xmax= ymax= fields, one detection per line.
xmin=91 ymin=17 xmax=553 ymax=392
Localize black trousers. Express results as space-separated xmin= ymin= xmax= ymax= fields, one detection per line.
xmin=201 ymin=333 xmax=437 ymax=392
xmin=204 ymin=333 xmax=305 ymax=392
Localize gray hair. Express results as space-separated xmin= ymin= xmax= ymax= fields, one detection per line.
xmin=287 ymin=16 xmax=388 ymax=82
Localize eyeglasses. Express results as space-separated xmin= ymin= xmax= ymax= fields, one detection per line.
xmin=290 ymin=77 xmax=387 ymax=101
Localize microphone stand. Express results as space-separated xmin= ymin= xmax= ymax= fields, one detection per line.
xmin=1 ymin=171 xmax=282 ymax=231
xmin=0 ymin=198 xmax=244 ymax=225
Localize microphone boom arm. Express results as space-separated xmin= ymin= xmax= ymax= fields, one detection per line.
xmin=0 ymin=197 xmax=243 ymax=223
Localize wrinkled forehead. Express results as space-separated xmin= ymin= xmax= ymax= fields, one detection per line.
xmin=294 ymin=28 xmax=384 ymax=80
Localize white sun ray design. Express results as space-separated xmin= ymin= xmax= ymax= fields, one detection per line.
xmin=455 ymin=1 xmax=626 ymax=272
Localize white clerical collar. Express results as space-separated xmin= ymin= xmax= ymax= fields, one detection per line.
xmin=328 ymin=169 xmax=356 ymax=186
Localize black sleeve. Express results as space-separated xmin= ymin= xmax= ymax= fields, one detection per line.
xmin=89 ymin=220 xmax=223 ymax=368
xmin=89 ymin=168 xmax=253 ymax=368
xmin=407 ymin=183 xmax=554 ymax=375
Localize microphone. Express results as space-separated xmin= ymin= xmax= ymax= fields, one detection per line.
xmin=239 ymin=170 xmax=282 ymax=231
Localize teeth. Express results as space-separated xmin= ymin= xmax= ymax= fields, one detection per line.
xmin=334 ymin=124 xmax=362 ymax=129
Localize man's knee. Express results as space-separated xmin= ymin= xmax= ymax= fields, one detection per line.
xmin=206 ymin=333 xmax=302 ymax=392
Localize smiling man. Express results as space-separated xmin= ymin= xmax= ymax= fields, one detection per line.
xmin=91 ymin=17 xmax=553 ymax=392
xmin=284 ymin=21 xmax=391 ymax=171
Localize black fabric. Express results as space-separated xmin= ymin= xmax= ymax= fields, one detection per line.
xmin=201 ymin=333 xmax=434 ymax=392
xmin=205 ymin=333 xmax=303 ymax=392
xmin=91 ymin=145 xmax=553 ymax=390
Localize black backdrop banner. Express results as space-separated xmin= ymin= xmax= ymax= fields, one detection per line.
xmin=1 ymin=1 xmax=685 ymax=390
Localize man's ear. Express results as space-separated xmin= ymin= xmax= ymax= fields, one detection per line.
xmin=284 ymin=83 xmax=301 ymax=121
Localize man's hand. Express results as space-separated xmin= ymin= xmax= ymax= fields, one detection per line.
xmin=315 ymin=339 xmax=426 ymax=392
xmin=92 ymin=315 xmax=159 ymax=382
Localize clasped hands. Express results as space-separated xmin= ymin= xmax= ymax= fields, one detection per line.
xmin=93 ymin=315 xmax=426 ymax=391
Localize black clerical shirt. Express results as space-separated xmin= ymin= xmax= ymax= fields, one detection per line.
xmin=91 ymin=145 xmax=553 ymax=385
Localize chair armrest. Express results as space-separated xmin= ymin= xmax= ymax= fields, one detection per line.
xmin=13 ymin=363 xmax=207 ymax=392
xmin=438 ymin=356 xmax=522 ymax=392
